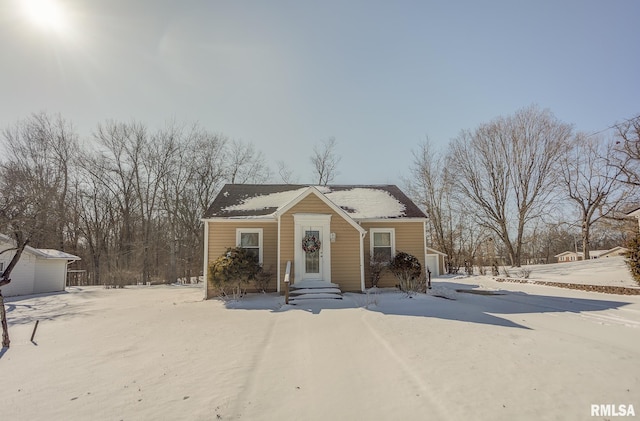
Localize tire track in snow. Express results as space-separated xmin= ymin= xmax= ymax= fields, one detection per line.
xmin=359 ymin=311 xmax=451 ymax=420
xmin=229 ymin=315 xmax=279 ymax=419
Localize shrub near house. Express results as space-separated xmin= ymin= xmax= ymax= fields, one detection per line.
xmin=208 ymin=247 xmax=260 ymax=299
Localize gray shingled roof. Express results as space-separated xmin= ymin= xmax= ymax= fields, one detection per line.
xmin=203 ymin=184 xmax=427 ymax=219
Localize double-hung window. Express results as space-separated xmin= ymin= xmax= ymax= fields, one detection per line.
xmin=236 ymin=228 xmax=263 ymax=264
xmin=370 ymin=228 xmax=395 ymax=263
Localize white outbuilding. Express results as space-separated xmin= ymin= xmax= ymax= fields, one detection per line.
xmin=0 ymin=234 xmax=80 ymax=297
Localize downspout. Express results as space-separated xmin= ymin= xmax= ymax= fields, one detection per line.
xmin=277 ymin=214 xmax=281 ymax=293
xmin=423 ymin=220 xmax=428 ymax=275
xmin=203 ymin=220 xmax=209 ymax=300
xmin=360 ymin=230 xmax=366 ymax=291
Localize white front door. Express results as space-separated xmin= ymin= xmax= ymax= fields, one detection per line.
xmin=301 ymin=227 xmax=323 ymax=280
xmin=294 ymin=214 xmax=331 ymax=283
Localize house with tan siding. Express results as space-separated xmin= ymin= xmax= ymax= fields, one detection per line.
xmin=202 ymin=184 xmax=428 ymax=299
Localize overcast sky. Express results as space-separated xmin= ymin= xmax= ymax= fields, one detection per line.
xmin=1 ymin=0 xmax=638 ymax=185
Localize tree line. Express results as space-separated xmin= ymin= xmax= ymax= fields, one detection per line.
xmin=0 ymin=114 xmax=274 ymax=285
xmin=405 ymin=105 xmax=640 ymax=272
xmin=0 ymin=106 xmax=639 ymax=286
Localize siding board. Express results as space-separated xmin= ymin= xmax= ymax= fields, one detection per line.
xmin=205 ymin=202 xmax=427 ymax=296
xmin=206 ymin=221 xmax=278 ymax=298
xmin=362 ymin=222 xmax=426 ymax=288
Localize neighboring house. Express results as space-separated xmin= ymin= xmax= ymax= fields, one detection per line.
xmin=627 ymin=206 xmax=640 ymax=229
xmin=202 ymin=184 xmax=429 ymax=298
xmin=555 ymin=251 xmax=582 ymax=263
xmin=555 ymin=247 xmax=628 ymax=263
xmin=586 ymin=250 xmax=609 ymax=259
xmin=598 ymin=246 xmax=629 ymax=258
xmin=0 ymin=234 xmax=81 ymax=297
xmin=425 ymin=247 xmax=447 ymax=277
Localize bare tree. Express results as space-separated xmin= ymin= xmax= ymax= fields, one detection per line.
xmin=1 ymin=112 xmax=78 ymax=249
xmin=0 ymin=167 xmax=36 ymax=348
xmin=190 ymin=131 xmax=228 ymax=212
xmin=407 ymin=140 xmax=453 ymax=270
xmin=226 ymin=140 xmax=271 ymax=184
xmin=0 ymin=233 xmax=30 ymax=348
xmin=159 ymin=124 xmax=226 ymax=283
xmin=311 ymin=137 xmax=341 ymax=185
xmin=75 ymin=157 xmax=116 ymax=284
xmin=612 ymin=114 xmax=640 ymax=187
xmin=276 ymin=160 xmax=297 ymax=184
xmin=0 ymin=113 xmax=79 ymax=346
xmin=559 ymin=133 xmax=628 ymax=259
xmin=0 ymin=112 xmax=275 ymax=289
xmin=91 ymin=121 xmax=144 ymax=282
xmin=406 ymin=140 xmax=487 ymax=273
xmin=184 ymin=130 xmax=229 ymax=281
xmin=448 ymin=105 xmax=572 ymax=267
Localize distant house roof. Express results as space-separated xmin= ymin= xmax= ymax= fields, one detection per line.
xmin=203 ymin=184 xmax=427 ymax=219
xmin=599 ymin=246 xmax=629 ymax=257
xmin=588 ymin=250 xmax=609 ymax=258
xmin=426 ymin=247 xmax=447 ymax=256
xmin=33 ymin=248 xmax=81 ymax=260
xmin=0 ymin=234 xmax=80 ymax=261
xmin=554 ymin=251 xmax=581 ymax=258
xmin=627 ymin=206 xmax=640 ymax=218
xmin=554 ymin=248 xmax=626 ymax=259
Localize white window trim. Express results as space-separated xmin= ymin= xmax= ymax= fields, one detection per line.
xmin=236 ymin=228 xmax=264 ymax=264
xmin=369 ymin=228 xmax=395 ymax=262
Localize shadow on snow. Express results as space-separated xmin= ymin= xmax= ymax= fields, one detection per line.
xmin=221 ymin=282 xmax=634 ymax=330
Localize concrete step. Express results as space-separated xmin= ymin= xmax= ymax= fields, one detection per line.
xmin=290 ymin=287 xmax=342 ymax=295
xmin=290 ymin=280 xmax=340 ymax=290
xmin=289 ymin=293 xmax=344 ymax=302
xmin=287 ymin=280 xmax=343 ymax=304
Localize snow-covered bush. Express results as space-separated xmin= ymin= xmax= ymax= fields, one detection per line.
xmin=104 ymin=269 xmax=137 ymax=288
xmin=389 ymin=251 xmax=423 ymax=295
xmin=625 ymin=234 xmax=640 ymax=286
xmin=253 ymin=266 xmax=272 ymax=293
xmin=517 ymin=268 xmax=532 ymax=279
xmin=369 ymin=252 xmax=389 ymax=288
xmin=491 ymin=262 xmax=500 ymax=276
xmin=464 ymin=260 xmax=473 ymax=275
xmin=208 ymin=247 xmax=260 ymax=299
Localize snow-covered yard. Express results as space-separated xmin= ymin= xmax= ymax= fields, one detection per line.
xmin=519 ymin=256 xmax=639 ymax=288
xmin=2 ymin=259 xmax=639 ymax=420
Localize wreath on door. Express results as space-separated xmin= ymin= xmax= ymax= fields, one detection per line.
xmin=302 ymin=234 xmax=321 ymax=254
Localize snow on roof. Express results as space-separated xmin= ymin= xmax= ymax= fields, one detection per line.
xmin=554 ymin=251 xmax=581 ymax=257
xmin=223 ymin=187 xmax=307 ymax=214
xmin=1 ymin=234 xmax=80 ymax=260
xmin=588 ymin=250 xmax=609 ymax=257
xmin=222 ymin=186 xmax=407 ymax=219
xmin=323 ymin=188 xmax=406 ymax=219
xmin=35 ymin=249 xmax=81 ymax=260
xmin=626 ymin=206 xmax=640 ymax=217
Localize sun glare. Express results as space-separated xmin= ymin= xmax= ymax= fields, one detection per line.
xmin=21 ymin=0 xmax=68 ymax=32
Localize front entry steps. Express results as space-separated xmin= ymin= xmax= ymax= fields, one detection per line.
xmin=288 ymin=280 xmax=343 ymax=304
